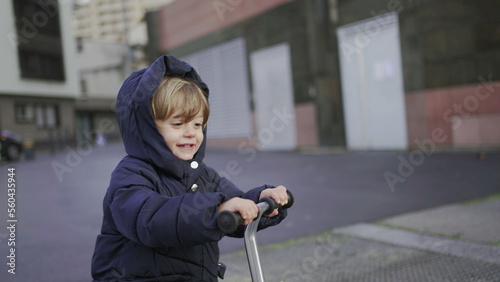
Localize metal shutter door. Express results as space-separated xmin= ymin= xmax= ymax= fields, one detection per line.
xmin=182 ymin=37 xmax=252 ymax=139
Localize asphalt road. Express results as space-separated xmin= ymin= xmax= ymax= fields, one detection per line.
xmin=0 ymin=142 xmax=498 ymax=281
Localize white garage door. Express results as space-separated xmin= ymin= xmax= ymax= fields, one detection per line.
xmin=182 ymin=37 xmax=252 ymax=139
xmin=337 ymin=13 xmax=408 ymax=150
xmin=250 ymin=42 xmax=297 ymax=151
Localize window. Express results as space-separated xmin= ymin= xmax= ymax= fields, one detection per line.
xmin=18 ymin=50 xmax=65 ymax=81
xmin=12 ymin=0 xmax=65 ymax=81
xmin=15 ymin=103 xmax=35 ymax=123
xmin=80 ymin=79 xmax=88 ymax=96
xmin=36 ymin=105 xmax=44 ymax=128
xmin=34 ymin=104 xmax=60 ymax=129
xmin=77 ymin=37 xmax=84 ymax=53
xmin=45 ymin=105 xmax=57 ymax=128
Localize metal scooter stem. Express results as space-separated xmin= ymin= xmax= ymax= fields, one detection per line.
xmin=244 ymin=202 xmax=270 ymax=282
xmin=217 ymin=191 xmax=294 ymax=281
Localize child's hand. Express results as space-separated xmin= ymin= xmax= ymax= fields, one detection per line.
xmin=259 ymin=185 xmax=288 ymax=217
xmin=218 ymin=197 xmax=258 ymax=225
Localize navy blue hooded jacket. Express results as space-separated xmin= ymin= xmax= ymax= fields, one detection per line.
xmin=91 ymin=55 xmax=287 ymax=281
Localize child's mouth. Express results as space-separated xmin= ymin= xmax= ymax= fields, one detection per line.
xmin=177 ymin=144 xmax=195 ymax=150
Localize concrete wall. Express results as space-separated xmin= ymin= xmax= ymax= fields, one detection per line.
xmin=396 ymin=0 xmax=500 ymax=92
xmin=399 ymin=0 xmax=500 ymax=147
xmin=77 ymin=41 xmax=127 ymax=99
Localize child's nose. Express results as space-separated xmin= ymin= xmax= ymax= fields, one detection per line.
xmin=184 ymin=126 xmax=196 ymax=137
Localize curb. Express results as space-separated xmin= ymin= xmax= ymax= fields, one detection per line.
xmin=334 ymin=223 xmax=500 ymax=264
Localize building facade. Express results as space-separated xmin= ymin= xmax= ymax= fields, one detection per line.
xmin=73 ymin=0 xmax=175 ymax=43
xmin=147 ymin=0 xmax=345 ymax=149
xmin=147 ymin=0 xmax=500 ymax=151
xmin=0 ymin=0 xmax=80 ymax=150
xmin=73 ymin=0 xmax=177 ymax=147
xmin=336 ymin=0 xmax=500 ymax=150
xmin=75 ymin=41 xmax=127 ymax=144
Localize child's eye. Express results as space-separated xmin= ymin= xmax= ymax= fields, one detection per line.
xmin=172 ymin=122 xmax=182 ymax=127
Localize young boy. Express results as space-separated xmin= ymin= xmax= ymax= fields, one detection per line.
xmin=91 ymin=55 xmax=289 ymax=281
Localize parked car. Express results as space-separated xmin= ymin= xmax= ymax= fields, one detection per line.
xmin=1 ymin=130 xmax=23 ymax=161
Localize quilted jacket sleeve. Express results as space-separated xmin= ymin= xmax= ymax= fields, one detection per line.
xmin=105 ymin=161 xmax=231 ymax=249
xmin=108 ymin=186 xmax=230 ymax=248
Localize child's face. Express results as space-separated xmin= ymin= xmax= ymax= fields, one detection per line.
xmin=155 ymin=111 xmax=205 ymax=161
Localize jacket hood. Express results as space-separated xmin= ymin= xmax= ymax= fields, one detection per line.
xmin=115 ymin=55 xmax=209 ymax=179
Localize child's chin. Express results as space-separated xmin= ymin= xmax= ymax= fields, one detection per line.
xmin=175 ymin=152 xmax=195 ymax=161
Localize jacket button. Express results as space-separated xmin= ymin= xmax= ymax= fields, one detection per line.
xmin=190 ymin=183 xmax=199 ymax=192
xmin=191 ymin=161 xmax=199 ymax=169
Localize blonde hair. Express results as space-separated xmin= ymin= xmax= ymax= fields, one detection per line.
xmin=150 ymin=76 xmax=209 ymax=126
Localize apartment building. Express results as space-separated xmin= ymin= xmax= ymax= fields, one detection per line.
xmin=72 ymin=0 xmax=175 ymax=145
xmin=75 ymin=40 xmax=127 ymax=144
xmin=0 ymin=0 xmax=79 ymax=151
xmin=73 ymin=0 xmax=175 ymax=43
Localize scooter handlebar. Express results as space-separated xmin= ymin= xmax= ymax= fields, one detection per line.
xmin=217 ymin=190 xmax=294 ymax=234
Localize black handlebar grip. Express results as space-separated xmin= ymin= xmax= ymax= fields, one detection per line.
xmin=217 ymin=190 xmax=295 ymax=233
xmin=282 ymin=190 xmax=294 ymax=209
xmin=217 ymin=210 xmax=243 ymax=234
xmin=259 ymin=197 xmax=277 ymax=215
xmin=260 ymin=190 xmax=295 ymax=215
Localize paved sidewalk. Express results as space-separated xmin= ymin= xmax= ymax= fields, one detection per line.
xmin=220 ymin=194 xmax=500 ymax=281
